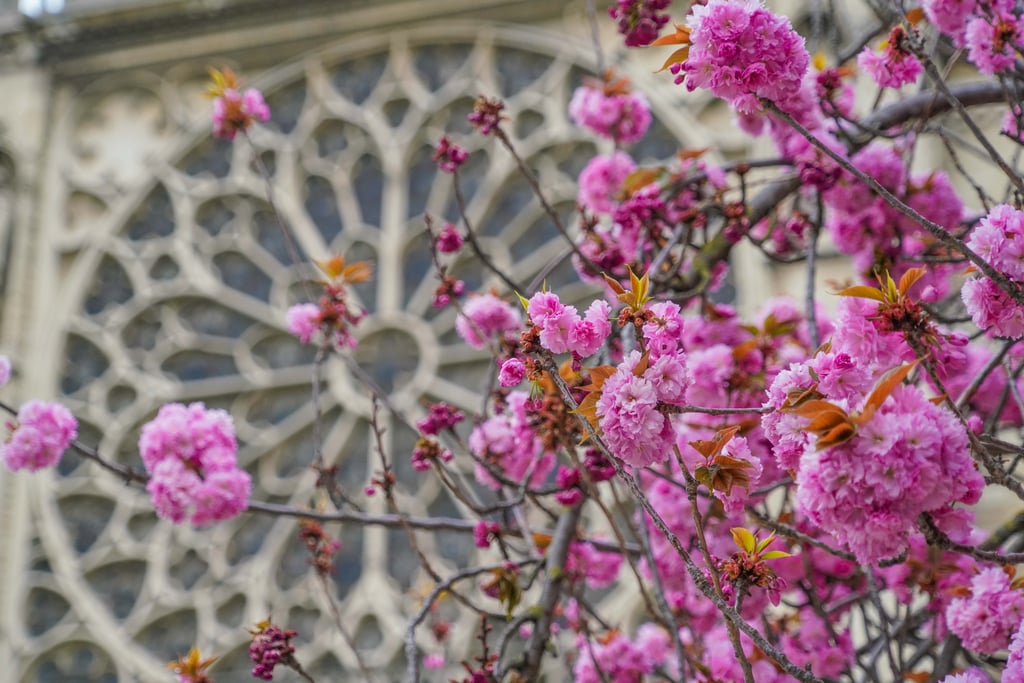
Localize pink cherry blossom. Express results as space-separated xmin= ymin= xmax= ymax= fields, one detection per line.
xmin=1 ymin=400 xmax=77 ymax=472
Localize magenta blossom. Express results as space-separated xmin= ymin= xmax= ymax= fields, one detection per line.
xmin=1 ymin=400 xmax=78 ymax=472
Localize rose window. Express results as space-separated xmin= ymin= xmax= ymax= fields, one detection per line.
xmin=11 ymin=25 xmax=706 ymax=681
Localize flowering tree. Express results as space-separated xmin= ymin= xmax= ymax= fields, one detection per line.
xmin=7 ymin=1 xmax=1024 ymax=681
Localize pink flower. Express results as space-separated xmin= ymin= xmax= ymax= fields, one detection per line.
xmin=966 ymin=204 xmax=1024 ymax=281
xmin=555 ymin=466 xmax=584 ymax=507
xmin=577 ymin=151 xmax=636 ymax=215
xmin=498 ymin=358 xmax=526 ymax=387
xmin=423 ymin=653 xmax=445 ymax=670
xmin=939 ymin=668 xmax=990 ymax=683
xmin=469 ymin=391 xmax=554 ymax=490
xmin=1005 ymin=105 xmax=1024 ymax=143
xmin=0 ymin=355 xmax=10 ymax=387
xmin=455 ymin=293 xmax=521 ymax=349
xmin=467 ymin=96 xmax=505 ymax=136
xmin=139 ymin=402 xmax=250 ymax=526
xmin=566 ymin=540 xmax=622 ymax=588
xmin=526 ymin=291 xmax=581 ymax=354
xmin=569 ymin=300 xmax=611 ymax=358
xmin=857 ymin=27 xmax=922 ymax=89
xmin=435 ymin=222 xmax=464 ymax=253
xmin=286 ymin=303 xmax=321 ymax=344
xmin=946 ymin=567 xmax=1024 ymax=654
xmin=1 ymin=400 xmax=77 ymax=472
xmin=474 ymin=520 xmax=500 ymax=548
xmin=569 ymin=82 xmax=651 ymax=144
xmin=923 ymin=0 xmax=978 ymax=46
xmin=212 ymin=87 xmax=271 ymax=140
xmin=966 ymin=10 xmax=1024 ymax=75
xmin=962 ymin=277 xmax=1024 ymax=339
xmin=1006 ymin=620 xmax=1024 ymax=682
xmin=597 ymin=352 xmax=674 ymax=468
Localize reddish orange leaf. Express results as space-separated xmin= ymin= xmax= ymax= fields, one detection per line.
xmin=602 ymin=273 xmax=626 ymax=297
xmin=677 ymin=147 xmax=709 ymax=161
xmin=815 ymin=422 xmax=857 ymax=450
xmin=696 ymin=454 xmax=754 ymax=494
xmin=342 ymin=260 xmax=373 ymax=284
xmin=857 ymin=360 xmax=920 ymax=424
xmin=781 ymin=384 xmax=822 ymax=411
xmin=898 ymin=267 xmax=926 ymax=297
xmin=803 ymin=408 xmax=853 ymax=435
xmin=689 ymin=425 xmax=741 ymax=460
xmin=581 ymin=365 xmax=617 ymax=392
xmin=621 ymin=168 xmax=663 ymax=195
xmin=571 ymin=392 xmax=602 ymax=430
xmin=650 ymin=23 xmax=691 ymax=46
xmin=656 ymin=46 xmax=691 ymax=73
xmin=632 ymin=351 xmax=650 ymax=378
xmin=316 ymin=255 xmax=346 ymax=280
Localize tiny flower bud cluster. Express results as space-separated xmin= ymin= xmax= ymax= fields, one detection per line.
xmin=248 ymin=620 xmax=299 ymax=680
xmin=432 ymin=135 xmax=469 ymax=173
xmin=608 ymin=0 xmax=671 ymax=47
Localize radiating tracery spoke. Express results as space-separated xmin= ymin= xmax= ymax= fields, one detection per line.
xmin=29 ymin=26 xmax=702 ymax=681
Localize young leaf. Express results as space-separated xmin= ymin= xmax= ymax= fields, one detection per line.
xmin=835 ymin=285 xmax=887 ymax=303
xmin=656 ymin=46 xmax=691 ymax=73
xmin=761 ymin=550 xmax=793 ymax=560
xmin=731 ymin=527 xmax=756 ymax=554
xmin=632 ymin=351 xmax=650 ymax=378
xmin=689 ymin=424 xmax=741 ymax=460
xmin=602 ymin=273 xmax=626 ymax=297
xmin=898 ymin=267 xmax=926 ymax=297
xmin=571 ymin=392 xmax=602 ymax=431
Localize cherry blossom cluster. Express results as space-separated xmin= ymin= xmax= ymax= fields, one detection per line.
xmin=568 ymin=75 xmax=651 ymax=145
xmin=675 ymin=0 xmax=810 ymax=120
xmin=524 ymin=290 xmax=611 ymax=358
xmin=138 ymin=402 xmax=251 ymax=526
xmin=824 ymin=143 xmax=963 ymax=299
xmin=248 ymin=620 xmax=299 ymax=680
xmin=286 ymin=256 xmax=371 ymax=348
xmin=962 ymin=204 xmax=1024 ymax=338
xmin=1 ymin=399 xmax=77 ymax=472
xmin=946 ymin=566 xmax=1024 ymax=654
xmin=857 ymin=25 xmax=923 ymax=89
xmin=468 ymin=390 xmax=555 ymax=490
xmin=454 ymin=292 xmax=521 ymax=350
xmin=763 ymin=302 xmax=982 ymax=564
